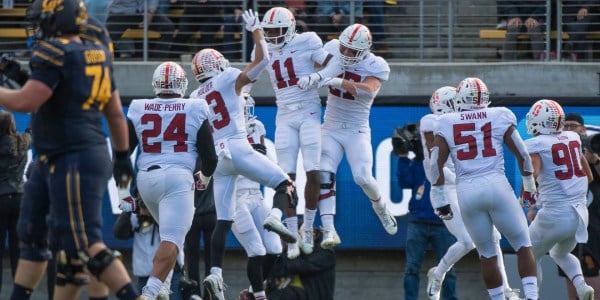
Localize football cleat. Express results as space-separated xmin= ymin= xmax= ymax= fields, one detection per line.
xmin=321 ymin=228 xmax=341 ymax=249
xmin=575 ymin=281 xmax=594 ymax=300
xmin=287 ymin=241 xmax=300 ymax=259
xmin=156 ymin=280 xmax=171 ymax=300
xmin=427 ymin=267 xmax=443 ymax=300
xmin=263 ymin=214 xmax=297 ymax=243
xmin=203 ymin=274 xmax=226 ymax=300
xmin=505 ymin=288 xmax=521 ymax=300
xmin=373 ymin=203 xmax=398 ymax=235
xmin=299 ymin=226 xmax=314 ymax=254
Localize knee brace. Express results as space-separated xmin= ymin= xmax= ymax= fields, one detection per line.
xmin=273 ymin=180 xmax=297 ymax=209
xmin=19 ymin=240 xmax=52 ymax=262
xmin=56 ymin=250 xmax=89 ymax=286
xmin=86 ymin=248 xmax=121 ymax=280
xmin=319 ymin=171 xmax=336 ymax=200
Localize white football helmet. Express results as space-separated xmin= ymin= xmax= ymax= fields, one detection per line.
xmin=152 ymin=61 xmax=188 ymax=97
xmin=526 ymin=99 xmax=565 ymax=136
xmin=454 ymin=77 xmax=490 ymax=112
xmin=338 ymin=24 xmax=372 ymax=66
xmin=191 ymin=48 xmax=230 ymax=82
xmin=429 ymin=86 xmax=456 ymax=115
xmin=260 ymin=7 xmax=296 ymax=48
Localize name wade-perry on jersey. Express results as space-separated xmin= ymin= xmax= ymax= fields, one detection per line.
xmin=127 ymin=98 xmax=210 ymax=171
xmin=435 ymin=107 xmax=516 ymax=180
xmin=190 ymin=68 xmax=246 ymax=141
xmin=525 ymin=130 xmax=588 ymax=206
xmin=322 ymin=39 xmax=390 ymax=127
xmin=266 ymin=32 xmax=330 ymax=107
xmin=29 ymin=38 xmax=115 ymax=157
xmin=236 ymin=118 xmax=267 ymax=191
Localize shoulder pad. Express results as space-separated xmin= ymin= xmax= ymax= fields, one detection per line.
xmin=30 ymin=40 xmax=66 ymax=70
xmin=296 ymin=32 xmax=323 ymax=50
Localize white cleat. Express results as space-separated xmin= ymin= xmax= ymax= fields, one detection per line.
xmin=263 ymin=215 xmax=297 ymax=243
xmin=156 ymin=280 xmax=171 ymax=300
xmin=140 ymin=286 xmax=154 ymax=300
xmin=426 ymin=267 xmax=443 ymax=300
xmin=299 ymin=226 xmax=314 ymax=254
xmin=374 ymin=204 xmax=398 ymax=235
xmin=575 ymin=282 xmax=595 ymax=300
xmin=320 ymin=228 xmax=341 ymax=249
xmin=287 ymin=241 xmax=300 ymax=259
xmin=504 ymin=288 xmax=521 ymax=300
xmin=203 ymin=274 xmax=225 ymax=300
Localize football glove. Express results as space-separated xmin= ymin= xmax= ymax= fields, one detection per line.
xmin=297 ymin=73 xmax=322 ymax=90
xmin=251 ymin=143 xmax=267 ymax=155
xmin=194 ymin=171 xmax=212 ymax=191
xmin=118 ymin=195 xmax=138 ymax=213
xmin=318 ymin=77 xmax=343 ymax=88
xmin=520 ymin=174 xmax=537 ymax=208
xmin=242 ymin=9 xmax=261 ymax=32
xmin=113 ymin=150 xmax=133 ymax=188
xmin=435 ymin=204 xmax=454 ymax=221
xmin=0 ymin=53 xmax=29 ymax=86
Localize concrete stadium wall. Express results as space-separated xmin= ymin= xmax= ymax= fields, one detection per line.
xmin=115 ymin=61 xmax=600 ymax=99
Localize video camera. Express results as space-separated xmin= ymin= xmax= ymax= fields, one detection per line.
xmin=582 ymin=133 xmax=600 ymax=155
xmin=391 ymin=122 xmax=424 ymax=160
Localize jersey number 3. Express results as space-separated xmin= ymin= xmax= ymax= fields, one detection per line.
xmin=141 ymin=113 xmax=188 ymax=153
xmin=453 ymin=122 xmax=497 ymax=160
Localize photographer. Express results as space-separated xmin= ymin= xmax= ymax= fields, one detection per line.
xmin=561 ymin=113 xmax=600 ymax=300
xmin=392 ymin=122 xmax=458 ymax=300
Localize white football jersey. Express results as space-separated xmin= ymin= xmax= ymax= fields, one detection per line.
xmin=435 ymin=107 xmax=516 ymax=180
xmin=189 ymin=67 xmax=246 ymax=141
xmin=127 ymin=97 xmax=210 ymax=172
xmin=525 ymin=131 xmax=588 ymax=207
xmin=322 ymin=39 xmax=390 ymax=127
xmin=236 ymin=118 xmax=267 ymax=191
xmin=265 ymin=32 xmax=330 ymax=107
xmin=420 ymin=113 xmax=455 ymax=184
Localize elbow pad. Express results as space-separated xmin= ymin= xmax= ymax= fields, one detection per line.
xmin=511 ymin=130 xmax=533 ymax=173
xmin=246 ymin=39 xmax=269 ymax=81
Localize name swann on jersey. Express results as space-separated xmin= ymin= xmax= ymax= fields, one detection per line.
xmin=144 ymin=103 xmax=186 ymax=111
xmin=460 ymin=111 xmax=487 ymax=120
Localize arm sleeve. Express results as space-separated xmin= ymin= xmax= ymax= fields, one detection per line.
xmin=112 ymin=212 xmax=133 ymax=240
xmin=127 ymin=119 xmax=138 ymax=154
xmin=195 ymin=119 xmax=218 ymax=176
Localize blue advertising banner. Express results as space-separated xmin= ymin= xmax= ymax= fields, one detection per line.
xmin=7 ymin=105 xmax=599 ymax=250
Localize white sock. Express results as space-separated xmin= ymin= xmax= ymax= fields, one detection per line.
xmin=321 ymin=214 xmax=335 ymax=230
xmin=487 ymin=286 xmax=505 ymax=300
xmin=521 ymin=276 xmax=538 ymax=300
xmin=303 ymin=209 xmax=317 ymax=230
xmin=144 ymin=276 xmax=163 ymax=297
xmin=285 ymin=216 xmax=298 ymax=236
xmin=254 ymin=290 xmax=267 ymax=300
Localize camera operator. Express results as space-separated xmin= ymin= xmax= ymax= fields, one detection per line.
xmin=561 ymin=113 xmax=600 ymax=300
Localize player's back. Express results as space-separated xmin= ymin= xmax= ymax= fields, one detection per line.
xmin=190 ymin=68 xmax=246 ymax=141
xmin=525 ymin=131 xmax=588 ymax=206
xmin=266 ymin=32 xmax=328 ymax=106
xmin=81 ymin=16 xmax=113 ymax=54
xmin=322 ymin=39 xmax=389 ymax=127
xmin=436 ymin=106 xmax=516 ymax=180
xmin=30 ymin=38 xmax=113 ymax=157
xmin=127 ymin=97 xmax=209 ymax=171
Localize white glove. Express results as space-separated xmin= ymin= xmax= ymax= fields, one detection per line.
xmin=519 ymin=174 xmax=537 ymax=208
xmin=194 ymin=171 xmax=212 ymax=191
xmin=242 ymin=9 xmax=261 ymax=32
xmin=297 ymin=73 xmax=322 ymax=90
xmin=119 ymin=196 xmax=137 ymax=213
xmin=318 ymin=77 xmax=343 ymax=88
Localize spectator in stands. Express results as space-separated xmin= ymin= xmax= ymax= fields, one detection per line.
xmin=106 ymin=0 xmax=175 ymax=58
xmin=562 ymin=0 xmax=600 ymax=61
xmin=560 ymin=112 xmax=600 ymax=300
xmin=315 ymin=1 xmax=363 ymax=41
xmin=170 ymin=0 xmax=223 ymax=58
xmin=394 ymin=123 xmax=458 ymax=300
xmin=0 ymin=111 xmax=31 ymax=296
xmin=183 ymin=179 xmax=216 ymax=299
xmin=502 ymin=0 xmax=546 ymax=60
xmin=222 ymin=2 xmax=246 ymax=60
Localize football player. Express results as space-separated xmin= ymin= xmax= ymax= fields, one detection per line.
xmin=260 ymin=6 xmax=343 ymax=255
xmin=524 ymin=99 xmax=594 ymax=300
xmin=189 ymin=10 xmax=298 ymax=300
xmin=126 ymin=61 xmax=218 ymax=300
xmin=297 ymin=23 xmax=396 ymax=252
xmin=422 ymin=87 xmax=520 ymax=300
xmin=231 ymin=93 xmax=283 ymax=300
xmin=430 ymin=77 xmax=539 ymax=300
xmin=0 ymin=0 xmax=138 ymax=299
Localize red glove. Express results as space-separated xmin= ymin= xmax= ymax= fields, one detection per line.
xmin=119 ymin=196 xmax=137 ymax=213
xmin=435 ymin=204 xmax=454 ymax=221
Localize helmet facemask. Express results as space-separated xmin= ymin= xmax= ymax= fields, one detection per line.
xmin=260 ymin=7 xmax=296 ymax=48
xmin=429 ymin=86 xmax=457 ymax=115
xmin=338 ymin=24 xmax=372 ymax=66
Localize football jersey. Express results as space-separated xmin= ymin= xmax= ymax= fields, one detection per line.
xmin=435 ymin=107 xmax=516 ymax=179
xmin=127 ymin=97 xmax=210 ymax=171
xmin=265 ymin=32 xmax=329 ymax=107
xmin=420 ymin=113 xmax=454 ymax=183
xmin=190 ymin=67 xmax=246 ymax=141
xmin=322 ymin=39 xmax=390 ymax=127
xmin=29 ymin=38 xmax=114 ymax=157
xmin=236 ymin=118 xmax=266 ymax=191
xmin=525 ymin=131 xmax=588 ymax=207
